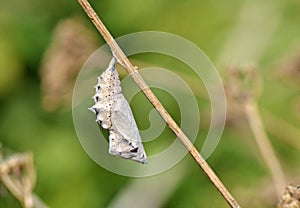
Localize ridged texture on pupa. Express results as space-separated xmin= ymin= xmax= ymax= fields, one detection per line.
xmin=89 ymin=58 xmax=147 ymax=164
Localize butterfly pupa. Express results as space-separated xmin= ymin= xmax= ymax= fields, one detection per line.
xmin=89 ymin=58 xmax=147 ymax=164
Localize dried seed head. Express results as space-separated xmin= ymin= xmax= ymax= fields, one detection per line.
xmin=277 ymin=184 xmax=300 ymax=208
xmin=40 ymin=17 xmax=98 ymax=111
xmin=223 ymin=64 xmax=263 ymax=124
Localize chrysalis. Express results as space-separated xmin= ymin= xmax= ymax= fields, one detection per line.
xmin=89 ymin=58 xmax=147 ymax=164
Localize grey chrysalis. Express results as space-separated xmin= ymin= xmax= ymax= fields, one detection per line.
xmin=89 ymin=58 xmax=147 ymax=164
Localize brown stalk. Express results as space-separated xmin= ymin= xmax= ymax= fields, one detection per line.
xmin=77 ymin=0 xmax=241 ymax=207
xmin=244 ymin=100 xmax=286 ymax=197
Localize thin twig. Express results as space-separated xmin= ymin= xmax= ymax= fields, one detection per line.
xmin=244 ymin=100 xmax=286 ymax=197
xmin=77 ymin=1 xmax=241 ymax=207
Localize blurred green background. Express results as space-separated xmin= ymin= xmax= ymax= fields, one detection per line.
xmin=0 ymin=0 xmax=300 ymax=207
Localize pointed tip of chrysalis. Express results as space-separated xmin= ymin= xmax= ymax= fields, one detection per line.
xmin=129 ymin=149 xmax=148 ymax=164
xmin=132 ymin=157 xmax=147 ymax=164
xmin=139 ymin=153 xmax=148 ymax=164
xmin=139 ymin=158 xmax=148 ymax=164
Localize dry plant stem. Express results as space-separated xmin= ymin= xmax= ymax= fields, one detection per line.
xmin=0 ymin=153 xmax=47 ymax=208
xmin=244 ymin=100 xmax=286 ymax=197
xmin=0 ymin=153 xmax=33 ymax=207
xmin=77 ymin=0 xmax=241 ymax=207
